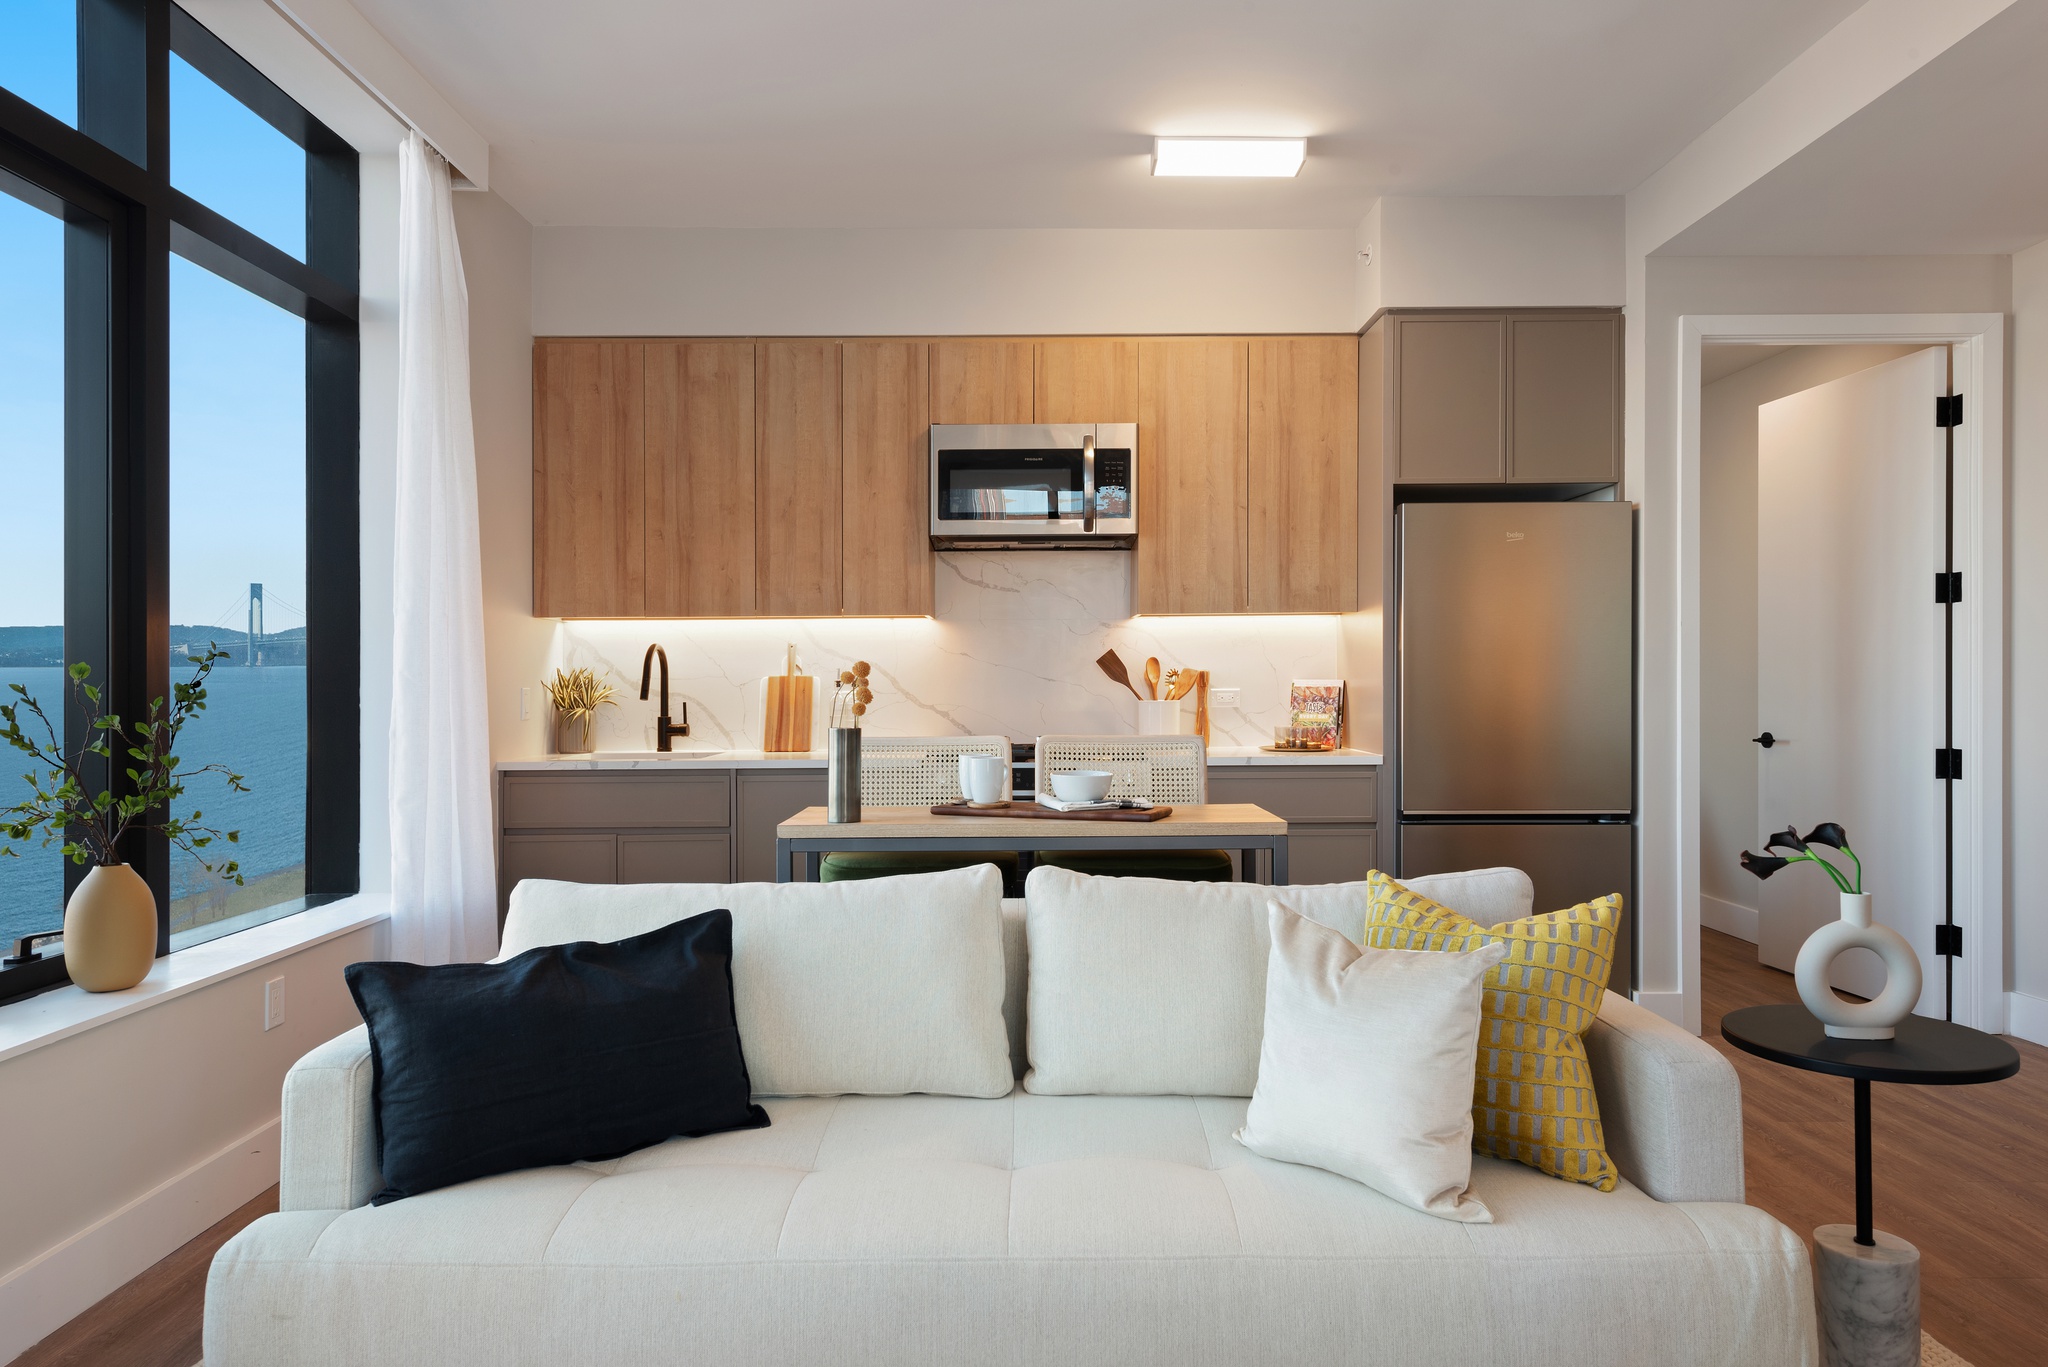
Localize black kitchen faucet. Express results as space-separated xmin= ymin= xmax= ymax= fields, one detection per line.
xmin=639 ymin=644 xmax=691 ymax=751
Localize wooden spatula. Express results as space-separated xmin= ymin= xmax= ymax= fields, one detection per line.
xmin=1166 ymin=671 xmax=1196 ymax=701
xmin=1095 ymin=650 xmax=1144 ymax=699
xmin=1144 ymin=657 xmax=1161 ymax=700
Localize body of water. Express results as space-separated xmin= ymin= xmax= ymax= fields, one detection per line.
xmin=0 ymin=665 xmax=306 ymax=950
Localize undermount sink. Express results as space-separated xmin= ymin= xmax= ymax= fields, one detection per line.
xmin=585 ymin=749 xmax=726 ymax=761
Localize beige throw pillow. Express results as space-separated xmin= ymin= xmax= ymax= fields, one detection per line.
xmin=1235 ymin=899 xmax=1507 ymax=1222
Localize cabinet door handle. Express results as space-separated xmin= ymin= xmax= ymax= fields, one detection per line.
xmin=1752 ymin=732 xmax=1778 ymax=748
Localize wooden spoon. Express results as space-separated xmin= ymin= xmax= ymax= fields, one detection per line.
xmin=1095 ymin=650 xmax=1144 ymax=699
xmin=1144 ymin=657 xmax=1161 ymax=700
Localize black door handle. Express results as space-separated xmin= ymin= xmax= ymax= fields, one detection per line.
xmin=1752 ymin=732 xmax=1776 ymax=749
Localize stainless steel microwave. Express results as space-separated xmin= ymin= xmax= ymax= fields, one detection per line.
xmin=928 ymin=423 xmax=1138 ymax=549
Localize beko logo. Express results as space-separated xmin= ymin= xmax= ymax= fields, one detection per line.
xmin=1506 ymin=531 xmax=1525 ymax=542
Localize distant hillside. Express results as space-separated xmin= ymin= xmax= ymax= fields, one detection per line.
xmin=0 ymin=625 xmax=308 ymax=668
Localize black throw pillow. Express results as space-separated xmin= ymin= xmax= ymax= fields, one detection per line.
xmin=344 ymin=909 xmax=768 ymax=1203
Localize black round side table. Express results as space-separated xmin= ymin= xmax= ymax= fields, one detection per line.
xmin=1721 ymin=1004 xmax=2019 ymax=1367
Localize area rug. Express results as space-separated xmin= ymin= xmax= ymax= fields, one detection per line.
xmin=1924 ymin=1332 xmax=1976 ymax=1366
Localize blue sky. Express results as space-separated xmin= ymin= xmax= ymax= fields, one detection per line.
xmin=1 ymin=1 xmax=309 ymax=634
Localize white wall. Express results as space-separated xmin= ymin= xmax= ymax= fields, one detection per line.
xmin=455 ymin=190 xmax=550 ymax=764
xmin=0 ymin=918 xmax=382 ymax=1364
xmin=1632 ymin=254 xmax=2011 ymax=1031
xmin=532 ymin=227 xmax=1356 ymax=337
xmin=1355 ymin=196 xmax=1625 ymax=318
xmin=1697 ymin=343 xmax=1924 ymax=943
xmin=2010 ymin=237 xmax=2048 ymax=1022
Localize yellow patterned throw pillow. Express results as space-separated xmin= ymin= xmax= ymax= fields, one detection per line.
xmin=1362 ymin=870 xmax=1621 ymax=1191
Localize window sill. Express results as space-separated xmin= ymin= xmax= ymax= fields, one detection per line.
xmin=0 ymin=894 xmax=389 ymax=1066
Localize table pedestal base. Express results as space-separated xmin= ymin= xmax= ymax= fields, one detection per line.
xmin=1815 ymin=1224 xmax=1920 ymax=1367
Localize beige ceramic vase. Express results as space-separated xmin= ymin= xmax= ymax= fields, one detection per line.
xmin=64 ymin=863 xmax=158 ymax=992
xmin=555 ymin=710 xmax=595 ymax=754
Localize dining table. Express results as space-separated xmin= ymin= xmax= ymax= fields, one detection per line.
xmin=773 ymin=803 xmax=1290 ymax=884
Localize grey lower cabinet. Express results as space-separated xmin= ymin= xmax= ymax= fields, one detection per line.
xmin=497 ymin=767 xmax=825 ymax=916
xmin=1205 ymin=765 xmax=1380 ymax=885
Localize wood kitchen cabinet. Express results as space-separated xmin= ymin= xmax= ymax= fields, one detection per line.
xmin=1034 ymin=338 xmax=1140 ymax=423
xmin=645 ymin=340 xmax=755 ymax=616
xmin=534 ymin=339 xmax=646 ymax=616
xmin=930 ymin=340 xmax=1033 ymax=424
xmin=842 ymin=341 xmax=933 ymax=615
xmin=1250 ymin=336 xmax=1359 ymax=613
xmin=1382 ymin=309 xmax=1621 ymax=485
xmin=755 ymin=340 xmax=843 ymax=615
xmin=1136 ymin=337 xmax=1249 ymax=614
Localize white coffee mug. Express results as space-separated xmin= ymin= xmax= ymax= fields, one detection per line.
xmin=958 ymin=753 xmax=1007 ymax=804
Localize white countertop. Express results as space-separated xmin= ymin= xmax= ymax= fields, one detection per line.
xmin=499 ymin=745 xmax=1381 ymax=771
xmin=498 ymin=749 xmax=829 ymax=771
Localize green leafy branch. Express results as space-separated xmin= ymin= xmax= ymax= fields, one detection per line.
xmin=0 ymin=648 xmax=247 ymax=884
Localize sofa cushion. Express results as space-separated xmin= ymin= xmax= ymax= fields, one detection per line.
xmin=503 ymin=866 xmax=1010 ymax=1098
xmin=1020 ymin=865 xmax=1535 ymax=1096
xmin=207 ymin=1089 xmax=1816 ymax=1367
xmin=345 ymin=911 xmax=768 ymax=1203
xmin=1363 ymin=870 xmax=1623 ymax=1191
xmin=1236 ymin=901 xmax=1505 ymax=1222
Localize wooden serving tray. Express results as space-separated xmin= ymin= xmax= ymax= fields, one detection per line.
xmin=928 ymin=802 xmax=1173 ymax=822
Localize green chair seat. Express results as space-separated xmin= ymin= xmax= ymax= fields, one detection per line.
xmin=1035 ymin=849 xmax=1236 ymax=882
xmin=819 ymin=848 xmax=1022 ymax=894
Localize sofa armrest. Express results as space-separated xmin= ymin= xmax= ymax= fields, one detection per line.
xmin=280 ymin=1024 xmax=381 ymax=1212
xmin=1585 ymin=991 xmax=1745 ymax=1204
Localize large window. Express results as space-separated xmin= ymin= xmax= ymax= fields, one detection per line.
xmin=0 ymin=2 xmax=358 ymax=1002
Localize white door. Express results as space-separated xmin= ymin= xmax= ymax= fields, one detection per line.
xmin=1755 ymin=347 xmax=1946 ymax=1009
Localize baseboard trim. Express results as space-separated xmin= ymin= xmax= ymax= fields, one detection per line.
xmin=1632 ymin=990 xmax=1691 ymax=1031
xmin=1700 ymin=894 xmax=1759 ymax=943
xmin=0 ymin=1114 xmax=279 ymax=1366
xmin=2006 ymin=991 xmax=2048 ymax=1047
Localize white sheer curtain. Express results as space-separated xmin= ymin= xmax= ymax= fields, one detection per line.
xmin=388 ymin=131 xmax=496 ymax=964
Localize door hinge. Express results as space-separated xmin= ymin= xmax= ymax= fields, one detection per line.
xmin=1935 ymin=924 xmax=1963 ymax=957
xmin=1936 ymin=394 xmax=1964 ymax=428
xmin=1935 ymin=571 xmax=1962 ymax=603
xmin=1935 ymin=748 xmax=1963 ymax=780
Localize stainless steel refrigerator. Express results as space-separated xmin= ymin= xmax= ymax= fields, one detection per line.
xmin=1396 ymin=501 xmax=1636 ymax=990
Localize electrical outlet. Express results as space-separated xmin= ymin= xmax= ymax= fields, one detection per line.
xmin=520 ymin=686 xmax=531 ymax=720
xmin=264 ymin=977 xmax=285 ymax=1031
xmin=1213 ymin=687 xmax=1242 ymax=708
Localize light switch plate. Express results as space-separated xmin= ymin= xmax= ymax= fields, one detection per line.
xmin=520 ymin=686 xmax=531 ymax=721
xmin=264 ymin=977 xmax=285 ymax=1031
xmin=1213 ymin=687 xmax=1241 ymax=707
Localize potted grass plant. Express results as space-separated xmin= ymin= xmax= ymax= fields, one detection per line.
xmin=0 ymin=649 xmax=246 ymax=992
xmin=542 ymin=667 xmax=616 ymax=754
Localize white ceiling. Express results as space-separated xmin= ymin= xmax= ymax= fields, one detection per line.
xmin=352 ymin=0 xmax=1865 ymax=228
xmin=1660 ymin=0 xmax=2048 ymax=256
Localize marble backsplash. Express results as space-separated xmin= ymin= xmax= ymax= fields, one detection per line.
xmin=549 ymin=551 xmax=1365 ymax=753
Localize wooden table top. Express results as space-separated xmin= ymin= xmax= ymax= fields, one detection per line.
xmin=776 ymin=803 xmax=1287 ymax=839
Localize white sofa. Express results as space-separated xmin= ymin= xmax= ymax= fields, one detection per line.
xmin=205 ymin=873 xmax=1815 ymax=1366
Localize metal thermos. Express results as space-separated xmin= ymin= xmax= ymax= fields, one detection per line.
xmin=827 ymin=727 xmax=861 ymax=823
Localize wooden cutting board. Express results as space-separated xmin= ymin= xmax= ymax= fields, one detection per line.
xmin=762 ymin=675 xmax=813 ymax=752
xmin=928 ymin=802 xmax=1173 ymax=822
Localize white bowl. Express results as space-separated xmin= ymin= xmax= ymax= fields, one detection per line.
xmin=1050 ymin=769 xmax=1113 ymax=802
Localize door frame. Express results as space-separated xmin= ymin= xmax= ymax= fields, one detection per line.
xmin=1670 ymin=313 xmax=2006 ymax=1035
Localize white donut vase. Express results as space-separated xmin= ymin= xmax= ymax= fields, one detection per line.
xmin=1793 ymin=893 xmax=1923 ymax=1039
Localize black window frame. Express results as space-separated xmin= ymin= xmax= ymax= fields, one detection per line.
xmin=0 ymin=0 xmax=359 ymax=1005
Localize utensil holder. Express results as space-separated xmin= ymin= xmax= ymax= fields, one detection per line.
xmin=1135 ymin=699 xmax=1182 ymax=736
xmin=827 ymin=727 xmax=862 ymax=823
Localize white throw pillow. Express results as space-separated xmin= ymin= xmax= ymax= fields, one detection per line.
xmin=1020 ymin=864 xmax=1533 ymax=1096
xmin=1236 ymin=900 xmax=1507 ymax=1222
xmin=502 ymin=865 xmax=1011 ymax=1098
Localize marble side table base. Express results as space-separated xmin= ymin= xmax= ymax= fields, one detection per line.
xmin=1815 ymin=1224 xmax=1920 ymax=1367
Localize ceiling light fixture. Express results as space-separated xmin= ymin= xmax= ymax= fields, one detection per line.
xmin=1151 ymin=137 xmax=1306 ymax=178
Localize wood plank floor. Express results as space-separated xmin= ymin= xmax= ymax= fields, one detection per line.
xmin=1702 ymin=926 xmax=2048 ymax=1367
xmin=16 ymin=933 xmax=2043 ymax=1366
xmin=12 ymin=1185 xmax=274 ymax=1367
